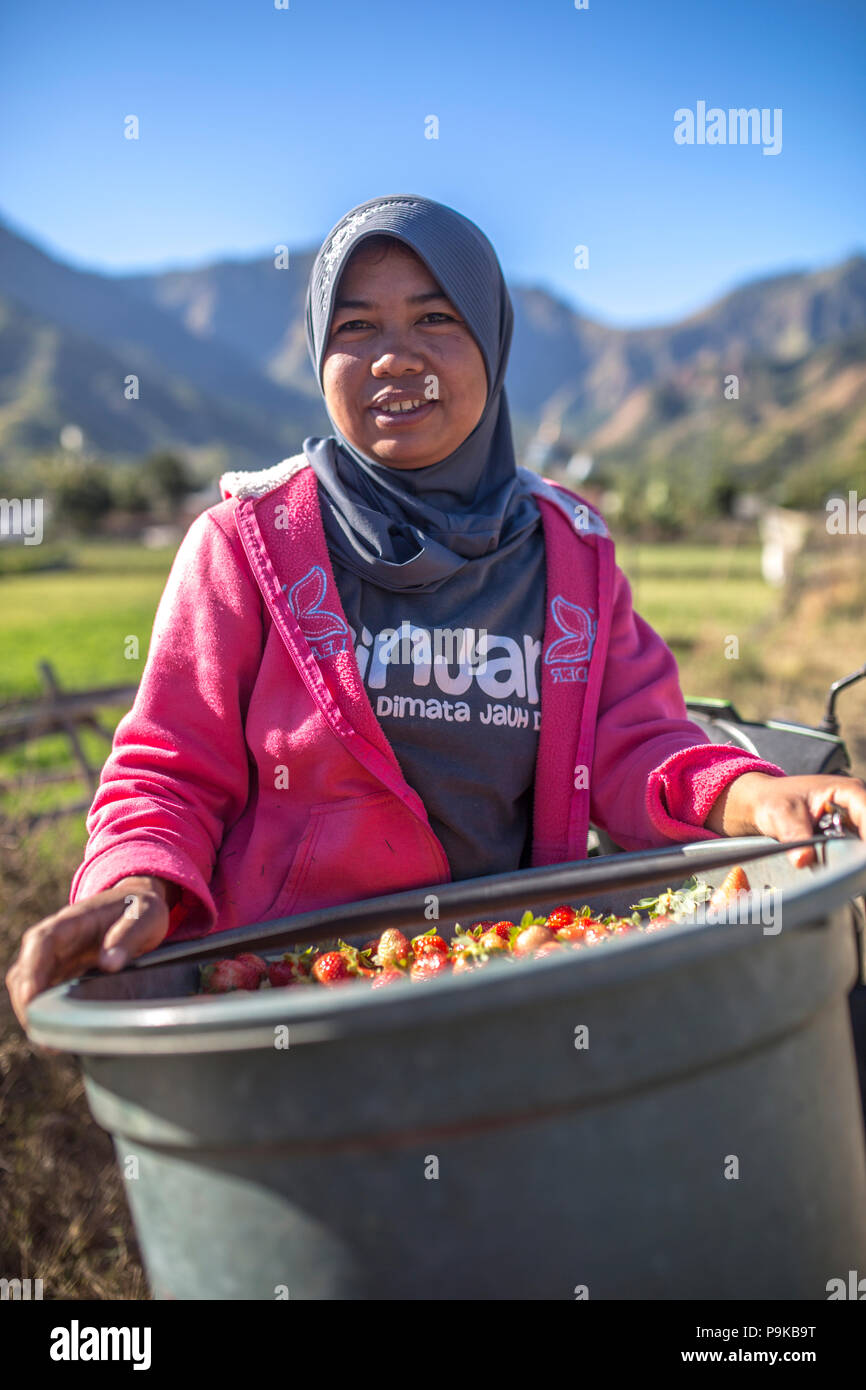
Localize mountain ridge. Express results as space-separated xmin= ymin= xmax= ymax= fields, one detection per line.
xmin=1 ymin=217 xmax=864 ymax=488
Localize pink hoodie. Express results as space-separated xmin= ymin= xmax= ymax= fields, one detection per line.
xmin=70 ymin=456 xmax=787 ymax=940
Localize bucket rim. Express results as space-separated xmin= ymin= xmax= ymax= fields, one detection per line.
xmin=25 ymin=835 xmax=866 ymax=1055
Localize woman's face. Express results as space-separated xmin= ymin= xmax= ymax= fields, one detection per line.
xmin=321 ymin=241 xmax=488 ymax=469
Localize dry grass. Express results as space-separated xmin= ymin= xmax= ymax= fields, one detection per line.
xmin=0 ymin=818 xmax=149 ymax=1299
xmin=672 ymin=527 xmax=866 ymax=776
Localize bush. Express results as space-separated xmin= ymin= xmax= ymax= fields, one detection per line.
xmin=53 ymin=468 xmax=114 ymax=535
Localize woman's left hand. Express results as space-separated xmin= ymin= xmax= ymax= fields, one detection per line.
xmin=704 ymin=771 xmax=866 ymax=867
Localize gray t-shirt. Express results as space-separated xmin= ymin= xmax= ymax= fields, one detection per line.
xmin=331 ymin=520 xmax=547 ymax=882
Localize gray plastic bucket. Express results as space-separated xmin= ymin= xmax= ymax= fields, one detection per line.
xmin=27 ymin=836 xmax=866 ymax=1300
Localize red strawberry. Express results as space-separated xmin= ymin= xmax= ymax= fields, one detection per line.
xmin=545 ymin=905 xmax=577 ymax=932
xmin=709 ymin=865 xmax=750 ymax=910
xmin=200 ymin=953 xmax=267 ymax=993
xmin=375 ymin=929 xmax=411 ymax=968
xmin=581 ymin=926 xmax=606 ymax=947
xmin=266 ymin=951 xmax=311 ymax=987
xmin=553 ymin=921 xmax=587 ymax=943
xmin=312 ymin=951 xmax=352 ymax=986
xmin=411 ymin=932 xmax=449 ymax=960
xmin=267 ymin=961 xmax=301 ymax=988
xmin=642 ymin=915 xmax=673 ymax=934
xmin=514 ymin=925 xmax=555 ymax=955
xmin=469 ymin=920 xmax=513 ymax=941
xmin=335 ymin=942 xmax=377 ymax=977
xmin=469 ymin=920 xmax=497 ymax=938
xmin=410 ymin=951 xmax=451 ymax=981
xmin=603 ymin=917 xmax=634 ymax=935
xmin=371 ymin=967 xmax=406 ymax=989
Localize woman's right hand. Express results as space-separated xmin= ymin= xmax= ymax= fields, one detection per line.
xmin=5 ymin=874 xmax=179 ymax=1033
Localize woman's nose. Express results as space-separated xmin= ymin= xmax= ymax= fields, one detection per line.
xmin=371 ymin=338 xmax=426 ymax=376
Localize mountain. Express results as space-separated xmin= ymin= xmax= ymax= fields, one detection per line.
xmin=0 ymin=222 xmax=324 ymax=466
xmin=0 ymin=292 xmax=312 ymax=461
xmin=1 ymin=215 xmax=864 ymax=490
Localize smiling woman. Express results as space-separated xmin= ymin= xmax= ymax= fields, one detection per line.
xmin=321 ymin=234 xmax=488 ymax=469
xmin=301 ymin=195 xmax=541 ymax=595
xmin=8 ymin=192 xmax=866 ymax=1031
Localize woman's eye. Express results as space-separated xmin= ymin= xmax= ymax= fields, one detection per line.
xmin=333 ymin=311 xmax=459 ymax=335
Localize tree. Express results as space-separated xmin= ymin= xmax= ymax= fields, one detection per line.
xmin=143 ymin=452 xmax=195 ymax=509
xmin=54 ymin=467 xmax=113 ymax=534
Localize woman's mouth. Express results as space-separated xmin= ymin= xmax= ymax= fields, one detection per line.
xmin=369 ymin=398 xmax=438 ymax=428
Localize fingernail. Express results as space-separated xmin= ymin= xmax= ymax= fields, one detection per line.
xmin=102 ymin=947 xmax=126 ymax=969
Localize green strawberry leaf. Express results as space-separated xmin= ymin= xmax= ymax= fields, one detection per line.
xmin=630 ymin=875 xmax=712 ymax=919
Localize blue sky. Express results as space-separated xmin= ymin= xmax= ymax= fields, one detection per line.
xmin=1 ymin=0 xmax=863 ymax=326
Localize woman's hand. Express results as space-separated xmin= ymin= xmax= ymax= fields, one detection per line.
xmin=5 ymin=874 xmax=178 ymax=1033
xmin=704 ymin=772 xmax=866 ymax=867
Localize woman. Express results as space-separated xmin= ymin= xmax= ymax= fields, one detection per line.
xmin=7 ymin=193 xmax=866 ymax=1026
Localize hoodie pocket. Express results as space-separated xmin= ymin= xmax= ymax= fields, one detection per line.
xmin=265 ymin=790 xmax=442 ymax=921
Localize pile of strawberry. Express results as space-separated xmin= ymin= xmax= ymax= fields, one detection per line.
xmin=195 ymin=866 xmax=751 ymax=995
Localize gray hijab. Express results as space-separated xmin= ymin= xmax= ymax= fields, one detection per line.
xmin=302 ymin=194 xmax=540 ymax=592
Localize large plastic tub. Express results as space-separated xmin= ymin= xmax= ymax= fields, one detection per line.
xmin=27 ymin=836 xmax=866 ymax=1300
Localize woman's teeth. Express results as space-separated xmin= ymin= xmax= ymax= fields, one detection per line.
xmin=378 ymin=399 xmax=425 ymax=412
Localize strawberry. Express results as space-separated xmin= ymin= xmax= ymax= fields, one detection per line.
xmin=450 ymin=938 xmax=473 ymax=958
xmin=452 ymin=926 xmax=508 ymax=973
xmin=708 ymin=865 xmax=751 ymax=910
xmin=266 ymin=961 xmax=298 ymax=988
xmin=581 ymin=926 xmax=607 ymax=947
xmin=200 ymin=953 xmax=268 ymax=993
xmin=334 ymin=942 xmax=377 ymax=976
xmin=513 ymin=924 xmax=555 ymax=955
xmin=312 ymin=951 xmax=352 ymax=986
xmin=533 ymin=941 xmax=563 ymax=960
xmin=269 ymin=956 xmax=316 ymax=989
xmin=410 ymin=951 xmax=451 ymax=982
xmin=545 ymin=905 xmax=578 ymax=932
xmin=553 ymin=921 xmax=588 ymax=943
xmin=452 ymin=945 xmax=488 ymax=974
xmin=411 ymin=932 xmax=449 ymax=960
xmin=374 ymin=929 xmax=411 ymax=968
xmin=453 ymin=954 xmax=479 ymax=974
xmin=641 ymin=915 xmax=673 ymax=934
xmin=468 ymin=920 xmax=497 ymax=937
xmin=602 ymin=920 xmax=629 ymax=935
xmin=371 ymin=967 xmax=407 ymax=989
xmin=449 ymin=929 xmax=477 ymax=961
xmin=470 ymin=920 xmax=513 ymax=941
xmin=477 ymin=929 xmax=509 ymax=953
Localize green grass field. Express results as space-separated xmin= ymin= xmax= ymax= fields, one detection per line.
xmin=0 ymin=542 xmax=172 ymax=699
